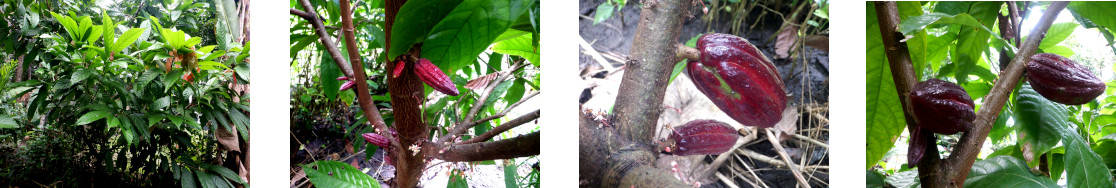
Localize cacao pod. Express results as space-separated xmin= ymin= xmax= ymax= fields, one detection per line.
xmin=415 ymin=58 xmax=459 ymax=96
xmin=906 ymin=127 xmax=928 ymax=168
xmin=686 ymin=33 xmax=786 ymax=128
xmin=666 ymin=119 xmax=740 ymax=156
xmin=393 ymin=60 xmax=405 ymax=78
xmin=339 ymin=80 xmax=356 ymax=91
xmin=909 ymin=79 xmax=975 ymax=135
xmin=362 ymin=133 xmax=390 ymax=148
xmin=337 ymin=76 xmax=349 ymax=81
xmin=1025 ymin=53 xmax=1105 ymax=105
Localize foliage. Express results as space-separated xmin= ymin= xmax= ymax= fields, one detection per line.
xmin=0 ymin=0 xmax=248 ymax=186
xmin=866 ymin=2 xmax=1116 ymax=186
xmin=290 ymin=0 xmax=541 ymax=186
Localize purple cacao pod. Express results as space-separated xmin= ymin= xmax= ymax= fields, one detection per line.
xmin=667 ymin=119 xmax=740 ymax=156
xmin=362 ymin=133 xmax=390 ymax=148
xmin=339 ymin=80 xmax=356 ymax=91
xmin=414 ymin=58 xmax=459 ymax=96
xmin=1025 ymin=53 xmax=1105 ymax=105
xmin=686 ymin=33 xmax=786 ymax=128
xmin=907 ymin=128 xmax=927 ymax=168
xmin=910 ymin=79 xmax=975 ymax=135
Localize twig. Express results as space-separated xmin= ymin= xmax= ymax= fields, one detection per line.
xmin=765 ymin=129 xmax=810 ymax=187
xmin=714 ymin=172 xmax=742 ymax=188
xmin=579 ymin=34 xmax=617 ymax=72
xmin=440 ymin=62 xmax=531 ymax=144
xmin=461 ymin=109 xmax=541 ymax=144
xmin=793 ymin=133 xmax=828 ymax=149
xmin=290 ymin=131 xmax=317 ymax=162
xmin=337 ymin=0 xmax=398 ymax=148
xmin=290 ymin=4 xmax=354 ymax=77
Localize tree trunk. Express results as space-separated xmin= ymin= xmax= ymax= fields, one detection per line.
xmin=382 ymin=0 xmax=428 ymax=187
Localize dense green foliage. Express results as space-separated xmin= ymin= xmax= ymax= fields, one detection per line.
xmin=867 ymin=2 xmax=1116 ymax=187
xmin=0 ymin=0 xmax=248 ymax=186
xmin=290 ymin=0 xmax=541 ymax=187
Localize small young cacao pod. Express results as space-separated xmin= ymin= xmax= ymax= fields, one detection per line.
xmin=339 ymin=80 xmax=356 ymax=91
xmin=666 ymin=119 xmax=740 ymax=156
xmin=906 ymin=127 xmax=929 ymax=168
xmin=393 ymin=60 xmax=406 ymax=78
xmin=909 ymin=79 xmax=975 ymax=135
xmin=362 ymin=133 xmax=390 ymax=148
xmin=1025 ymin=53 xmax=1105 ymax=105
xmin=415 ymin=58 xmax=460 ymax=96
xmin=337 ymin=76 xmax=349 ymax=81
xmin=686 ymin=33 xmax=786 ymax=128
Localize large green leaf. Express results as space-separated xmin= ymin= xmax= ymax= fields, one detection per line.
xmin=386 ymin=0 xmax=464 ymax=60
xmin=1039 ymin=22 xmax=1078 ymax=50
xmin=421 ymin=0 xmax=531 ymax=72
xmin=76 ymin=110 xmax=112 ymax=125
xmin=1018 ymin=84 xmax=1114 ymax=187
xmin=102 ymin=12 xmax=116 ymax=50
xmin=1068 ymin=2 xmax=1116 ymax=46
xmin=503 ymin=162 xmax=519 ymax=188
xmin=0 ymin=115 xmax=17 ymax=129
xmin=865 ymin=2 xmax=908 ymax=169
xmin=1013 ymin=85 xmax=1064 ymax=160
xmin=320 ymin=50 xmax=341 ymax=100
xmin=113 ymin=28 xmax=145 ymax=53
xmin=303 ymin=161 xmax=381 ymax=188
xmin=964 ymin=156 xmax=1059 ymax=187
xmin=492 ymin=30 xmax=539 ymax=67
xmin=201 ymin=163 xmax=246 ymax=184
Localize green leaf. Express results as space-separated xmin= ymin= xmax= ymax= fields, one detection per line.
xmin=0 ymin=115 xmax=17 ymax=129
xmin=303 ymin=161 xmax=381 ymax=188
xmin=1014 ymin=85 xmax=1066 ymax=161
xmin=290 ymin=35 xmax=317 ymax=58
xmin=865 ymin=2 xmax=908 ymax=169
xmin=866 ymin=170 xmax=887 ymax=188
xmin=503 ymin=163 xmax=519 ymax=187
xmin=1068 ymin=2 xmax=1116 ymax=46
xmin=102 ymin=12 xmax=116 ymax=50
xmin=448 ymin=171 xmax=469 ymax=188
xmin=593 ymin=1 xmax=615 ymax=25
xmin=492 ymin=31 xmax=539 ymax=66
xmin=154 ymin=96 xmax=171 ymax=110
xmin=201 ymin=163 xmax=246 ymax=184
xmin=1018 ymin=84 xmax=1114 ymax=187
xmin=422 ymin=0 xmax=530 ymax=72
xmin=71 ymin=69 xmax=95 ymax=84
xmin=320 ymin=52 xmax=341 ymax=100
xmin=181 ymin=167 xmax=198 ymax=188
xmin=113 ymin=28 xmax=145 ymax=53
xmin=504 ymin=78 xmax=525 ymax=105
xmin=195 ymin=169 xmax=216 ymax=188
xmin=1039 ymin=22 xmax=1078 ymax=49
xmin=386 ymin=0 xmax=465 ymax=60
xmin=964 ymin=156 xmax=1059 ymax=187
xmin=485 ymin=80 xmax=514 ymax=108
xmin=76 ymin=111 xmax=112 ymax=125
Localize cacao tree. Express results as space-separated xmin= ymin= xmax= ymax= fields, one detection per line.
xmin=0 ymin=0 xmax=250 ymax=187
xmin=867 ymin=1 xmax=1116 ymax=187
xmin=289 ymin=0 xmax=541 ymax=187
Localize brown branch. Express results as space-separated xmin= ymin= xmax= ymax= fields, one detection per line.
xmin=1009 ymin=2 xmax=1022 ymax=47
xmin=427 ymin=131 xmax=539 ymax=162
xmin=463 ymin=61 xmax=530 ymax=121
xmin=579 ymin=111 xmax=689 ymax=188
xmin=461 ymin=109 xmax=540 ymax=144
xmin=873 ymin=2 xmax=945 ymax=186
xmin=675 ymin=43 xmax=700 ymax=61
xmin=612 ymin=0 xmax=692 ymax=150
xmin=290 ymin=2 xmax=354 ymax=77
xmin=939 ymin=2 xmax=1067 ymax=186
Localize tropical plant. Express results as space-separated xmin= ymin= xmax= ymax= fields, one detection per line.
xmin=289 ymin=0 xmax=541 ymax=187
xmin=0 ymin=0 xmax=249 ymax=187
xmin=867 ymin=1 xmax=1116 ymax=187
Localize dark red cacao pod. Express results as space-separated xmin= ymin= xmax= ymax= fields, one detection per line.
xmin=667 ymin=119 xmax=740 ymax=156
xmin=362 ymin=133 xmax=390 ymax=148
xmin=415 ymin=58 xmax=460 ymax=96
xmin=1025 ymin=53 xmax=1105 ymax=105
xmin=393 ymin=60 xmax=405 ymax=78
xmin=686 ymin=33 xmax=786 ymax=128
xmin=909 ymin=79 xmax=975 ymax=135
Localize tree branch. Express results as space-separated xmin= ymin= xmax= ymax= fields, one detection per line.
xmin=613 ymin=0 xmax=692 ymax=150
xmin=291 ymin=2 xmax=354 ymax=77
xmin=461 ymin=109 xmax=540 ymax=144
xmin=940 ymin=2 xmax=1067 ymax=186
xmin=426 ymin=131 xmax=540 ymax=162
